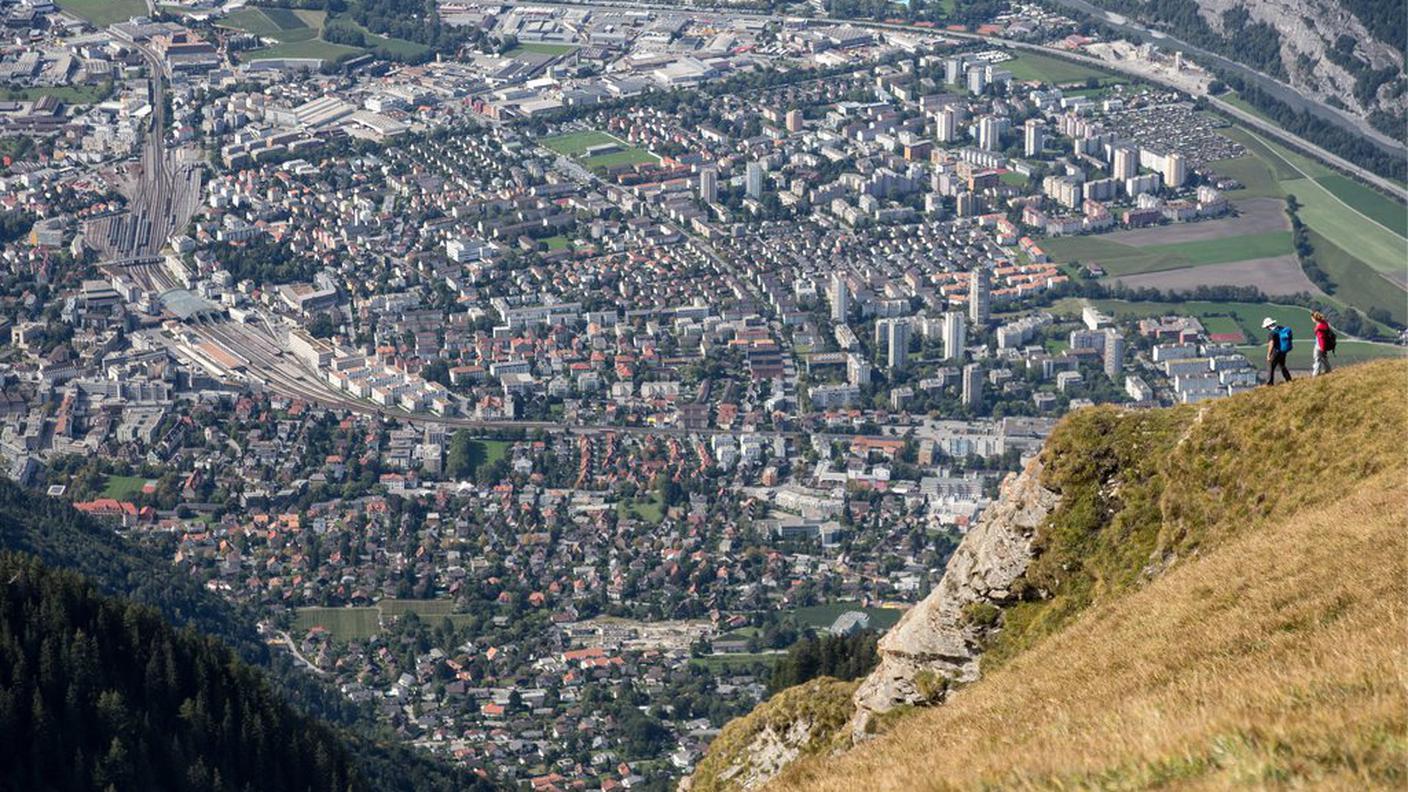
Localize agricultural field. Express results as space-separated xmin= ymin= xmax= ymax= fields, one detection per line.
xmin=223 ymin=6 xmax=426 ymax=63
xmin=1 ymin=82 xmax=113 ymax=105
xmin=1002 ymin=52 xmax=1112 ymax=85
xmin=1042 ymin=230 xmax=1292 ymax=276
xmin=1305 ymin=230 xmax=1408 ymax=326
xmin=219 ymin=7 xmax=324 ymax=42
xmin=1213 ymin=128 xmax=1407 ymax=287
xmin=56 ymin=0 xmax=146 ymax=27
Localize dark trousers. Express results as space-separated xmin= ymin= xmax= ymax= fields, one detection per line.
xmin=1267 ymin=351 xmax=1291 ymax=384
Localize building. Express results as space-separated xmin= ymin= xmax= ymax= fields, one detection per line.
xmin=1112 ymin=145 xmax=1137 ymax=181
xmin=1163 ymin=152 xmax=1187 ymax=189
xmin=785 ymin=109 xmax=803 ymax=132
xmin=956 ymin=191 xmax=976 ymax=217
xmin=847 ymin=353 xmax=871 ymax=386
xmin=969 ymin=267 xmax=990 ymax=325
xmin=936 ymin=108 xmax=957 ymax=143
xmin=1103 ymin=329 xmax=1125 ymax=381
xmin=877 ymin=317 xmax=911 ymax=371
xmin=1023 ymin=119 xmax=1044 ymax=158
xmin=966 ymin=65 xmax=987 ymax=95
xmin=699 ymin=167 xmax=717 ymax=203
xmin=962 ymin=363 xmax=983 ymax=406
xmin=829 ymin=272 xmax=849 ymax=323
xmin=942 ymin=311 xmax=966 ymax=362
xmin=978 ymin=116 xmax=1000 ymax=152
xmin=745 ymin=162 xmax=764 ymax=199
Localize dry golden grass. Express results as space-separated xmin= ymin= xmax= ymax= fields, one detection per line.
xmin=771 ymin=471 xmax=1408 ymax=791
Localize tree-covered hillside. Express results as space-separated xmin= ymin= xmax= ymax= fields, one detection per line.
xmin=0 ymin=552 xmax=360 ymax=792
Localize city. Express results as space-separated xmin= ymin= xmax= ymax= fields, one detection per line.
xmin=0 ymin=0 xmax=1404 ymax=789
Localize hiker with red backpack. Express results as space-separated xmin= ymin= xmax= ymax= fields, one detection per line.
xmin=1312 ymin=311 xmax=1336 ymax=377
xmin=1262 ymin=317 xmax=1293 ymax=385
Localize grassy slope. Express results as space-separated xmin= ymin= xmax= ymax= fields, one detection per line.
xmin=754 ymin=361 xmax=1407 ymax=791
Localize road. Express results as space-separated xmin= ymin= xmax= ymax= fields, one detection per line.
xmin=274 ymin=630 xmax=328 ymax=676
xmin=494 ymin=0 xmax=1407 ymax=201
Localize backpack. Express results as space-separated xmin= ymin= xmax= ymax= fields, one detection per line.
xmin=1323 ymin=326 xmax=1337 ymax=353
xmin=1276 ymin=326 xmax=1293 ymax=353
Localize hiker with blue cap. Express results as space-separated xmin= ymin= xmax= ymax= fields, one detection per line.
xmin=1263 ymin=317 xmax=1293 ymax=385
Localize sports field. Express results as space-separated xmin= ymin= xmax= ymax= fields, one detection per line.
xmin=293 ymin=599 xmax=473 ymax=642
xmin=56 ymin=0 xmax=146 ymax=26
xmin=790 ymin=602 xmax=904 ymax=631
xmin=100 ymin=474 xmax=152 ymax=500
xmin=541 ymin=130 xmax=658 ymax=171
xmin=1002 ymin=52 xmax=1112 ymax=85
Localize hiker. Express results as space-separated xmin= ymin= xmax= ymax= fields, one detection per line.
xmin=1312 ymin=311 xmax=1335 ymax=377
xmin=1262 ymin=317 xmax=1293 ymax=385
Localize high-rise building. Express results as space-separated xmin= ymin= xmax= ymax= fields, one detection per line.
xmin=969 ymin=267 xmax=990 ymax=325
xmin=966 ymin=65 xmax=987 ymax=95
xmin=885 ymin=318 xmax=911 ymax=371
xmin=1112 ymin=145 xmax=1138 ymax=181
xmin=699 ymin=167 xmax=717 ymax=203
xmin=1023 ymin=118 xmax=1044 ymax=158
xmin=936 ymin=108 xmax=957 ymax=143
xmin=962 ymin=363 xmax=983 ymax=406
xmin=1163 ymin=152 xmax=1187 ymax=189
xmin=785 ymin=109 xmax=803 ymax=132
xmin=942 ymin=311 xmax=966 ymax=362
xmin=847 ymin=353 xmax=871 ymax=386
xmin=945 ymin=56 xmax=965 ymax=85
xmin=978 ymin=116 xmax=1001 ymax=152
xmin=745 ymin=162 xmax=764 ymax=199
xmin=829 ymin=272 xmax=849 ymax=323
xmin=1103 ymin=329 xmax=1126 ymax=381
xmin=956 ymin=191 xmax=976 ymax=217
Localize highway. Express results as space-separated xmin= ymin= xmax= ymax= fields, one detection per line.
xmin=495 ymin=0 xmax=1408 ymax=201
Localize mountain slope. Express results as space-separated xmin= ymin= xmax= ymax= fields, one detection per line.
xmin=692 ymin=359 xmax=1408 ymax=790
xmin=772 ymin=469 xmax=1405 ymax=790
xmin=0 ymin=552 xmax=362 ymax=792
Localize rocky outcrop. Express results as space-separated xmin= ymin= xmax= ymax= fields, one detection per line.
xmin=849 ymin=455 xmax=1058 ymax=738
xmin=686 ymin=678 xmax=858 ymax=792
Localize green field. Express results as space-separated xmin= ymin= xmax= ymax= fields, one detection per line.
xmin=1218 ymin=91 xmax=1277 ymax=125
xmin=790 ymin=602 xmax=904 ymax=631
xmin=1056 ymin=298 xmax=1405 ymax=369
xmin=1003 ymin=52 xmax=1112 ymax=85
xmin=617 ymin=493 xmax=665 ymax=524
xmin=100 ymin=474 xmax=151 ymax=500
xmin=689 ymin=652 xmax=780 ymax=674
xmin=1 ymin=82 xmax=113 ymax=105
xmin=1312 ymin=174 xmax=1407 ymax=238
xmin=542 ymin=130 xmax=658 ymax=171
xmin=1306 ymin=230 xmax=1408 ymax=326
xmin=1041 ymin=230 xmax=1292 ymax=276
xmin=226 ymin=6 xmax=426 ymax=63
xmin=57 ymin=0 xmax=146 ymax=26
xmin=1218 ymin=128 xmax=1406 ymax=282
xmin=507 ymin=42 xmax=580 ymax=56
xmin=542 ymin=131 xmax=619 ymax=155
xmin=294 ymin=599 xmax=473 ymax=642
xmin=542 ymin=235 xmax=571 ymax=250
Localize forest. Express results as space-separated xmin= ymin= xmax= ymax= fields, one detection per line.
xmin=0 ymin=553 xmax=361 ymax=791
